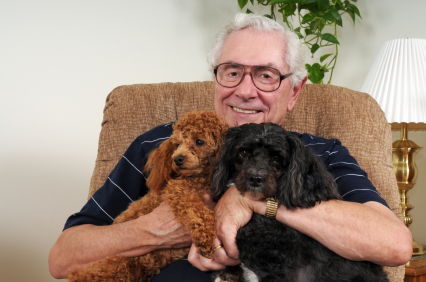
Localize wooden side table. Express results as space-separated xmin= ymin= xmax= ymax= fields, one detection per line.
xmin=405 ymin=258 xmax=426 ymax=282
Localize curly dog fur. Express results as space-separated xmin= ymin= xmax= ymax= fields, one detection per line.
xmin=68 ymin=110 xmax=228 ymax=282
xmin=211 ymin=123 xmax=389 ymax=282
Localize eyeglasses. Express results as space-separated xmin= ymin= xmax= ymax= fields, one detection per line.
xmin=213 ymin=63 xmax=292 ymax=92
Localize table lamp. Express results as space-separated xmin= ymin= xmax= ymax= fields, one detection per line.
xmin=361 ymin=38 xmax=426 ymax=256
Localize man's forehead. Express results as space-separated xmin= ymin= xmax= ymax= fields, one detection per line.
xmin=219 ymin=30 xmax=288 ymax=72
xmin=220 ymin=60 xmax=281 ymax=70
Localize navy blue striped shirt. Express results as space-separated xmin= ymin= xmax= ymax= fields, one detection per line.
xmin=64 ymin=123 xmax=388 ymax=230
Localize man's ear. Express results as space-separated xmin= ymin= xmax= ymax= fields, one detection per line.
xmin=287 ymin=76 xmax=308 ymax=112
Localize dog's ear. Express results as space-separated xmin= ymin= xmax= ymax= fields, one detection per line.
xmin=208 ymin=121 xmax=229 ymax=163
xmin=144 ymin=139 xmax=175 ymax=192
xmin=211 ymin=127 xmax=240 ymax=202
xmin=278 ymin=133 xmax=341 ymax=209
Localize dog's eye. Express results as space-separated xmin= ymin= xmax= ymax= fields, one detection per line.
xmin=195 ymin=139 xmax=205 ymax=146
xmin=272 ymin=155 xmax=282 ymax=164
xmin=239 ymin=150 xmax=249 ymax=158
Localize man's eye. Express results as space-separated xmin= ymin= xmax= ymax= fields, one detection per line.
xmin=196 ymin=140 xmax=205 ymax=146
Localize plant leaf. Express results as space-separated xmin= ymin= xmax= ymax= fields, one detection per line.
xmin=318 ymin=0 xmax=330 ymax=11
xmin=238 ymin=0 xmax=249 ymax=10
xmin=320 ymin=53 xmax=333 ymax=62
xmin=311 ymin=63 xmax=321 ymax=79
xmin=323 ymin=11 xmax=336 ymax=24
xmin=305 ymin=28 xmax=313 ymax=36
xmin=335 ymin=0 xmax=344 ymax=10
xmin=318 ymin=19 xmax=326 ymax=32
xmin=293 ymin=27 xmax=301 ymax=33
xmin=308 ymin=63 xmax=324 ymax=84
xmin=321 ymin=33 xmax=340 ymax=44
xmin=311 ymin=43 xmax=320 ymax=54
xmin=264 ymin=14 xmax=274 ymax=19
xmin=305 ymin=63 xmax=312 ymax=72
xmin=279 ymin=3 xmax=297 ymax=16
xmin=246 ymin=8 xmax=254 ymax=14
xmin=250 ymin=0 xmax=254 ymax=4
xmin=347 ymin=3 xmax=362 ymax=18
xmin=310 ymin=19 xmax=320 ymax=31
xmin=302 ymin=13 xmax=316 ymax=24
xmin=300 ymin=2 xmax=316 ymax=13
xmin=327 ymin=8 xmax=343 ymax=26
xmin=269 ymin=0 xmax=292 ymax=4
xmin=346 ymin=9 xmax=355 ymax=23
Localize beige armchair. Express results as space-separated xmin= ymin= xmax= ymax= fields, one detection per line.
xmin=88 ymin=82 xmax=405 ymax=282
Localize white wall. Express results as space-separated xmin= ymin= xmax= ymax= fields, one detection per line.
xmin=1 ymin=1 xmax=425 ymax=281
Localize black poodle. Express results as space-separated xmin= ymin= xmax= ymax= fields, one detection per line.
xmin=211 ymin=122 xmax=389 ymax=282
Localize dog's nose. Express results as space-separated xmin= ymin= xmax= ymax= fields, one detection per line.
xmin=249 ymin=175 xmax=264 ymax=187
xmin=174 ymin=156 xmax=185 ymax=166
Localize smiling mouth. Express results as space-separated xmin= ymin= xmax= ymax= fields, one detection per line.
xmin=232 ymin=106 xmax=261 ymax=114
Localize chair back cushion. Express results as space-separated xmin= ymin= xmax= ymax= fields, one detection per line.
xmin=89 ymin=81 xmax=404 ymax=282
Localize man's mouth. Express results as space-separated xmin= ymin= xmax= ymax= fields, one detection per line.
xmin=232 ymin=106 xmax=260 ymax=114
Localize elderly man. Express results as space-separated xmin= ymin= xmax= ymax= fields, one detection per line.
xmin=49 ymin=13 xmax=412 ymax=281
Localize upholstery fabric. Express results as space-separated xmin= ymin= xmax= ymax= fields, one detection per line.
xmin=88 ymin=81 xmax=404 ymax=282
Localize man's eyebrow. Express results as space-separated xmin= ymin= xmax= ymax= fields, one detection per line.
xmin=221 ymin=60 xmax=280 ymax=69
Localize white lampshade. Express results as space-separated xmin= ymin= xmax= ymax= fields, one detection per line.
xmin=360 ymin=38 xmax=426 ymax=124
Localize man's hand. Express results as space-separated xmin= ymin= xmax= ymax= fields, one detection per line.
xmin=188 ymin=186 xmax=257 ymax=271
xmin=187 ymin=237 xmax=239 ymax=271
xmin=214 ymin=186 xmax=255 ymax=260
xmin=124 ymin=201 xmax=192 ymax=255
xmin=49 ymin=201 xmax=192 ymax=279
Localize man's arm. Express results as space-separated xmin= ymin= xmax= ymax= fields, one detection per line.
xmin=48 ymin=202 xmax=192 ymax=279
xmin=189 ymin=186 xmax=412 ymax=270
xmin=272 ymin=198 xmax=412 ymax=266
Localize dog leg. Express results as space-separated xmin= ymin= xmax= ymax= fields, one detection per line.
xmin=114 ymin=192 xmax=160 ymax=223
xmin=68 ymin=193 xmax=173 ymax=282
xmin=68 ymin=248 xmax=190 ymax=282
xmin=162 ymin=179 xmax=217 ymax=259
xmin=68 ymin=256 xmax=142 ymax=282
xmin=212 ymin=265 xmax=244 ymax=282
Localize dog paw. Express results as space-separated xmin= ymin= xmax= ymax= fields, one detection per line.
xmin=211 ymin=267 xmax=243 ymax=282
xmin=198 ymin=247 xmax=214 ymax=259
xmin=212 ymin=274 xmax=235 ymax=282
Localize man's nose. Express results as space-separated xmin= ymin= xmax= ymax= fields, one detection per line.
xmin=235 ymin=73 xmax=258 ymax=100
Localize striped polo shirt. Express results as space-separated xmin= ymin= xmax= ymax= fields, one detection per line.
xmin=64 ymin=123 xmax=388 ymax=230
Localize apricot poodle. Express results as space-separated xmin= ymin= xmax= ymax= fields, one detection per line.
xmin=68 ymin=110 xmax=228 ymax=282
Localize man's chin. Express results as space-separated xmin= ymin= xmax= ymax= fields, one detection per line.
xmin=233 ymin=115 xmax=265 ymax=127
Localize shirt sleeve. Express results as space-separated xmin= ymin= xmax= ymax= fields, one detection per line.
xmin=297 ymin=133 xmax=390 ymax=209
xmin=63 ymin=122 xmax=174 ymax=231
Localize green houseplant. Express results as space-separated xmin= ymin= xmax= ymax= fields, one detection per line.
xmin=237 ymin=0 xmax=362 ymax=84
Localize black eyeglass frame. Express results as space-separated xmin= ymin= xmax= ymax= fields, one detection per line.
xmin=213 ymin=63 xmax=292 ymax=92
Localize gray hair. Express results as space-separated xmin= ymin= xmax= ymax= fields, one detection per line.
xmin=207 ymin=13 xmax=307 ymax=87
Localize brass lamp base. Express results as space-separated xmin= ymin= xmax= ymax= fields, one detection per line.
xmin=393 ymin=123 xmax=424 ymax=256
xmin=413 ymin=240 xmax=425 ymax=256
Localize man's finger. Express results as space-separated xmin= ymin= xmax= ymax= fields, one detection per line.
xmin=212 ymin=245 xmax=240 ymax=266
xmin=216 ymin=225 xmax=240 ymax=260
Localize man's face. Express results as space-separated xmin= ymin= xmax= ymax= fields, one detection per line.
xmin=214 ymin=29 xmax=304 ymax=127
